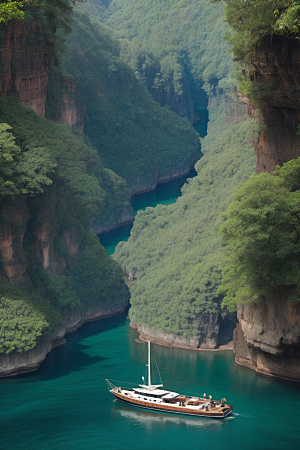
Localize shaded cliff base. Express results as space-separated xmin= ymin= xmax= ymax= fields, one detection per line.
xmin=131 ymin=322 xmax=234 ymax=352
xmin=233 ymin=297 xmax=300 ymax=382
xmin=93 ymin=164 xmax=197 ymax=235
xmin=0 ymin=299 xmax=129 ymax=378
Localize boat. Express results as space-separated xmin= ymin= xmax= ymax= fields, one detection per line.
xmin=106 ymin=341 xmax=233 ymax=419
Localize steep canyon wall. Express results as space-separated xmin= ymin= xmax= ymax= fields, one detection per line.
xmin=0 ymin=21 xmax=84 ymax=130
xmin=235 ymin=37 xmax=300 ymax=380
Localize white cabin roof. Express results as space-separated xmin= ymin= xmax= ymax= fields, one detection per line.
xmin=133 ymin=388 xmax=179 ymax=398
xmin=162 ymin=392 xmax=180 ymax=399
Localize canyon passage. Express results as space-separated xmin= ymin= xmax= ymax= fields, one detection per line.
xmin=1 ymin=314 xmax=300 ymax=450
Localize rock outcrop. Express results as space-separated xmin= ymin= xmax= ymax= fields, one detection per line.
xmin=241 ymin=36 xmax=300 ymax=173
xmin=0 ymin=21 xmax=52 ymax=117
xmin=234 ymin=294 xmax=300 ymax=381
xmin=234 ymin=36 xmax=300 ymax=380
xmin=132 ymin=312 xmax=237 ymax=350
xmin=130 ymin=161 xmax=197 ymax=196
xmin=57 ymin=81 xmax=86 ymax=132
xmin=0 ymin=196 xmax=82 ymax=282
xmin=91 ymin=205 xmax=134 ymax=235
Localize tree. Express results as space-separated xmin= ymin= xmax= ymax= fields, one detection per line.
xmin=0 ymin=1 xmax=39 ymax=24
xmin=218 ymin=161 xmax=300 ymax=312
xmin=0 ymin=123 xmax=56 ymax=199
xmin=212 ymin=1 xmax=300 ymax=62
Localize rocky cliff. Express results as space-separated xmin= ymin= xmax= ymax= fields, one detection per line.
xmin=0 ymin=193 xmax=130 ymax=378
xmin=130 ymin=160 xmax=197 ymax=196
xmin=234 ymin=294 xmax=300 ymax=381
xmin=0 ymin=196 xmax=80 ymax=282
xmin=241 ymin=36 xmax=300 ymax=173
xmin=132 ymin=311 xmax=237 ymax=350
xmin=0 ymin=21 xmax=51 ymax=117
xmin=0 ymin=20 xmax=85 ymax=131
xmin=234 ymin=36 xmax=300 ymax=380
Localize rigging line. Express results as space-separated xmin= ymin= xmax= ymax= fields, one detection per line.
xmin=129 ymin=347 xmax=147 ymax=384
xmin=106 ymin=379 xmax=141 ymax=386
xmin=158 ymin=371 xmax=201 ymax=396
xmin=152 ymin=348 xmax=163 ymax=385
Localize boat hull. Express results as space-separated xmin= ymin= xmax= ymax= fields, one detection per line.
xmin=112 ymin=392 xmax=233 ymax=419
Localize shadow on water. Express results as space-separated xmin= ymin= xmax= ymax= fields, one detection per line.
xmin=4 ymin=309 xmax=129 ymax=384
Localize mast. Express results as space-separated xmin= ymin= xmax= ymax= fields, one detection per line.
xmin=148 ymin=341 xmax=151 ymax=388
xmin=139 ymin=340 xmax=163 ymax=389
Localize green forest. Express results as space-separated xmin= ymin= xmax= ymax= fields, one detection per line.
xmin=0 ymin=97 xmax=129 ymax=354
xmin=105 ymin=0 xmax=232 ymax=96
xmin=115 ymin=99 xmax=256 ymax=338
xmin=219 ymin=152 xmax=300 ymax=313
xmin=61 ymin=7 xmax=201 ymax=191
xmin=2 ymin=0 xmax=299 ymax=357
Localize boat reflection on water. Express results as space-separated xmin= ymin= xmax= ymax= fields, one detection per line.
xmin=112 ymin=402 xmax=234 ymax=431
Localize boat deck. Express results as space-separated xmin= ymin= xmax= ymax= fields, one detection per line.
xmin=111 ymin=388 xmax=232 ymax=418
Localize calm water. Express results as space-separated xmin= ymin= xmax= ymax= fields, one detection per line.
xmin=99 ymin=168 xmax=197 ymax=255
xmin=99 ymin=105 xmax=207 ymax=255
xmin=1 ymin=315 xmax=300 ymax=450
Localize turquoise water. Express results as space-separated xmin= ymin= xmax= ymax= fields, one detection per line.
xmin=99 ymin=169 xmax=197 ymax=255
xmin=1 ymin=315 xmax=300 ymax=450
xmin=193 ymin=107 xmax=209 ymax=137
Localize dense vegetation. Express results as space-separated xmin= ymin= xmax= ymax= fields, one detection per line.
xmin=0 ymin=98 xmax=129 ymax=354
xmin=105 ymin=0 xmax=232 ymax=99
xmin=0 ymin=123 xmax=55 ymax=199
xmin=0 ymin=99 xmax=131 ymax=227
xmin=115 ymin=100 xmax=256 ymax=338
xmin=218 ymin=158 xmax=300 ymax=311
xmin=61 ymin=9 xmax=201 ymax=190
xmin=213 ymin=0 xmax=300 ymax=62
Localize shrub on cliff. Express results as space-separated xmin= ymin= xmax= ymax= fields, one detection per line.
xmin=219 ymin=158 xmax=300 ymax=311
xmin=0 ymin=296 xmax=48 ymax=354
xmin=0 ymin=123 xmax=56 ymax=200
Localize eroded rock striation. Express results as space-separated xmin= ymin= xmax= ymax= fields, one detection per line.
xmin=0 ymin=21 xmax=51 ymax=117
xmin=241 ymin=36 xmax=300 ymax=174
xmin=234 ymin=36 xmax=300 ymax=380
xmin=234 ymin=294 xmax=300 ymax=381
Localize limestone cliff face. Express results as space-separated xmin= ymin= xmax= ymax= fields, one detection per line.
xmin=0 ymin=198 xmax=30 ymax=282
xmin=0 ymin=195 xmax=130 ymax=377
xmin=58 ymin=81 xmax=86 ymax=132
xmin=234 ymin=36 xmax=300 ymax=380
xmin=130 ymin=159 xmax=198 ymax=196
xmin=133 ymin=312 xmax=237 ymax=350
xmin=0 ymin=21 xmax=52 ymax=117
xmin=0 ymin=196 xmax=81 ymax=282
xmin=234 ymin=294 xmax=300 ymax=381
xmin=0 ymin=21 xmax=86 ymax=131
xmin=241 ymin=36 xmax=300 ymax=173
xmin=91 ymin=205 xmax=134 ymax=235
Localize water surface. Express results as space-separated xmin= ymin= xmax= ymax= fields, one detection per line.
xmin=99 ymin=168 xmax=197 ymax=255
xmin=1 ymin=316 xmax=299 ymax=450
